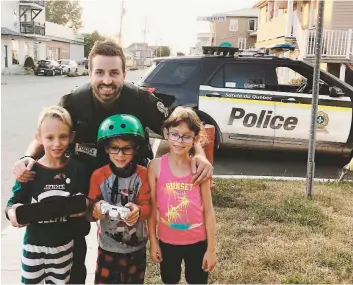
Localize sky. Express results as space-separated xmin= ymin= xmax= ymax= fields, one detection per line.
xmin=80 ymin=0 xmax=258 ymax=54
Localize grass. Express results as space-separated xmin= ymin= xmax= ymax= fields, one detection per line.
xmin=144 ymin=179 xmax=353 ymax=284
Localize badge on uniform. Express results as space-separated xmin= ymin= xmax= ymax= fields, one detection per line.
xmin=75 ymin=143 xmax=98 ymax=157
xmin=157 ymin=101 xmax=169 ymax=118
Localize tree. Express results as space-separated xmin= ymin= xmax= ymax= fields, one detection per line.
xmin=83 ymin=31 xmax=107 ymax=58
xmin=155 ymin=46 xmax=170 ymax=57
xmin=45 ymin=0 xmax=83 ymax=31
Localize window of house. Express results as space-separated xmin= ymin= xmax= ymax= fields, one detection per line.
xmin=229 ymin=19 xmax=238 ymax=31
xmin=248 ymin=19 xmax=257 ymax=31
xmin=238 ymin=38 xmax=247 ymax=49
xmin=24 ymin=43 xmax=29 ymax=58
xmin=12 ymin=40 xmax=19 ymax=64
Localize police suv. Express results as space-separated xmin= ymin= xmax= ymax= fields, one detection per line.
xmin=138 ymin=46 xmax=353 ymax=157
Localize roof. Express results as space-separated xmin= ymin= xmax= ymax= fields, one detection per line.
xmin=212 ymin=8 xmax=258 ymax=18
xmin=126 ymin=42 xmax=148 ymax=49
xmin=253 ymin=0 xmax=268 ymax=8
xmin=1 ymin=27 xmax=22 ymax=36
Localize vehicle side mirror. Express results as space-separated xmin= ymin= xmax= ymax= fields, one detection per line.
xmin=329 ymin=86 xmax=345 ymax=97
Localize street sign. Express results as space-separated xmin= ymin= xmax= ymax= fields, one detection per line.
xmin=197 ymin=16 xmax=226 ymax=22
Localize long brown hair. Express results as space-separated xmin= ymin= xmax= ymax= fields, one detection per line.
xmin=162 ymin=106 xmax=207 ymax=145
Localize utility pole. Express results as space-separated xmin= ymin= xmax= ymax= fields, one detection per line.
xmin=159 ymin=37 xmax=162 ymax=57
xmin=306 ymin=0 xmax=325 ymax=197
xmin=118 ymin=0 xmax=124 ymax=46
xmin=142 ymin=16 xmax=148 ymax=66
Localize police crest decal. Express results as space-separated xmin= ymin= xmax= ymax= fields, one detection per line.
xmin=316 ymin=111 xmax=329 ymax=133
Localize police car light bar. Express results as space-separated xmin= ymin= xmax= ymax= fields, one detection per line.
xmin=202 ymin=46 xmax=240 ymax=57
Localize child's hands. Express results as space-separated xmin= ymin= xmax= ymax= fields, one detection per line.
xmin=202 ymin=248 xmax=216 ymax=272
xmin=150 ymin=241 xmax=163 ymax=263
xmin=8 ymin=204 xmax=25 ymax=228
xmin=92 ymin=200 xmax=106 ymax=220
xmin=124 ymin=202 xmax=140 ymax=225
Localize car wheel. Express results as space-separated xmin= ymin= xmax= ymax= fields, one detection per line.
xmin=52 ymin=70 xmax=55 ymax=76
xmin=68 ymin=68 xmax=71 ymax=73
xmin=75 ymin=68 xmax=78 ymax=72
xmin=34 ymin=73 xmax=38 ymax=76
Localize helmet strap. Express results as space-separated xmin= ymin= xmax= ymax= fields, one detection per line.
xmin=109 ymin=160 xmax=137 ymax=178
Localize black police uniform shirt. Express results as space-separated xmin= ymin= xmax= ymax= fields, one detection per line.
xmin=59 ymin=82 xmax=170 ymax=175
xmin=6 ymin=159 xmax=89 ymax=247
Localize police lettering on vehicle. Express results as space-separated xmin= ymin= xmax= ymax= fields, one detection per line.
xmin=228 ymin=107 xmax=298 ymax=130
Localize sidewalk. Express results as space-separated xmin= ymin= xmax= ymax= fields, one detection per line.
xmin=1 ymin=222 xmax=99 ymax=284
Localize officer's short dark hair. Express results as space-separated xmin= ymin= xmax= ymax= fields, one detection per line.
xmin=89 ymin=40 xmax=126 ymax=72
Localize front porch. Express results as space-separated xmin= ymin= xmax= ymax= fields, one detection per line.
xmin=303 ymin=29 xmax=353 ymax=61
xmin=20 ymin=21 xmax=45 ymax=36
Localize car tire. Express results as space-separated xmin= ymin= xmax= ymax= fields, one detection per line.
xmin=34 ymin=73 xmax=38 ymax=76
xmin=52 ymin=70 xmax=55 ymax=76
xmin=75 ymin=68 xmax=78 ymax=72
xmin=68 ymin=68 xmax=71 ymax=73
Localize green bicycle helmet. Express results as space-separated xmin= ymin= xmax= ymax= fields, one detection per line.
xmin=97 ymin=114 xmax=145 ymax=144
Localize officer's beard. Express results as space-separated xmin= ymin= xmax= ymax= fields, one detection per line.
xmin=93 ymin=84 xmax=123 ymax=107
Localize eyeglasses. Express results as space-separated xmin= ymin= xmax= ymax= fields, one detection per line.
xmin=167 ymin=132 xmax=194 ymax=144
xmin=107 ymin=145 xmax=136 ymax=155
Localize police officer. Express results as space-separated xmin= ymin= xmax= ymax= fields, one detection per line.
xmin=12 ymin=40 xmax=213 ymax=284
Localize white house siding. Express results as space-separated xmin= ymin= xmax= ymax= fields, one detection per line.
xmin=69 ymin=43 xmax=84 ymax=63
xmin=1 ymin=1 xmax=19 ymax=33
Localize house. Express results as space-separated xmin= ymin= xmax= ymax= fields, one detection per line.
xmin=1 ymin=0 xmax=84 ymax=73
xmin=123 ymin=49 xmax=135 ymax=67
xmin=190 ymin=32 xmax=210 ymax=55
xmin=208 ymin=8 xmax=258 ymax=49
xmin=253 ymin=0 xmax=353 ymax=84
xmin=124 ymin=42 xmax=155 ymax=66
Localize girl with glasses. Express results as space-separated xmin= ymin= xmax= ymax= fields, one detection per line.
xmin=148 ymin=106 xmax=216 ymax=284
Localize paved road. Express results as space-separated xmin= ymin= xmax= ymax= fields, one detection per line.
xmin=1 ymin=71 xmax=350 ymax=229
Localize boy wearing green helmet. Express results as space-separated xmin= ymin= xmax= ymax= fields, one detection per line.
xmin=87 ymin=114 xmax=151 ymax=284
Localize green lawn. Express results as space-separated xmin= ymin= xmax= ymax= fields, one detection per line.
xmin=145 ymin=179 xmax=353 ymax=284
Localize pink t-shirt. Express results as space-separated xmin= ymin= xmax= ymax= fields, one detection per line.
xmin=156 ymin=154 xmax=206 ymax=245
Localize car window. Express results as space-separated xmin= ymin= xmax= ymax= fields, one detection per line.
xmin=209 ymin=63 xmax=267 ymax=90
xmin=209 ymin=68 xmax=224 ymax=87
xmin=143 ymin=62 xmax=198 ymax=85
xmin=275 ymin=64 xmax=331 ymax=95
xmin=225 ymin=64 xmax=266 ymax=90
xmin=38 ymin=60 xmax=50 ymax=65
xmin=276 ymin=67 xmax=306 ymax=86
xmin=61 ymin=60 xmax=70 ymax=65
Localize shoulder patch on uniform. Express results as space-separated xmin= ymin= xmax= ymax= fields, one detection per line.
xmin=157 ymin=101 xmax=169 ymax=118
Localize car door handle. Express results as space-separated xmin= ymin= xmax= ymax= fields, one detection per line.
xmin=281 ymin=98 xmax=300 ymax=104
xmin=205 ymin=92 xmax=221 ymax=97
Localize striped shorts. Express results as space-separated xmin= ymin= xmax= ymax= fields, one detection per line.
xmin=21 ymin=240 xmax=74 ymax=284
